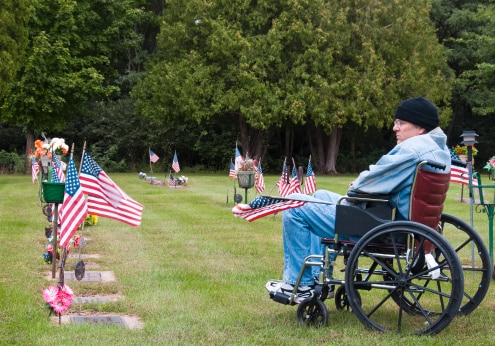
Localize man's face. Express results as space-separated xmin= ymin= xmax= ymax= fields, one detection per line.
xmin=393 ymin=119 xmax=426 ymax=144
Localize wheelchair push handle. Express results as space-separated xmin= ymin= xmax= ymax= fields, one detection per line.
xmin=421 ymin=160 xmax=447 ymax=171
xmin=451 ymin=158 xmax=467 ymax=168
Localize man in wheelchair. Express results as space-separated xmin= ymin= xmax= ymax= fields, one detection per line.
xmin=266 ymin=96 xmax=452 ymax=303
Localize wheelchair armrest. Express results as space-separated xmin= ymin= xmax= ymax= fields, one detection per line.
xmin=345 ymin=191 xmax=391 ymax=201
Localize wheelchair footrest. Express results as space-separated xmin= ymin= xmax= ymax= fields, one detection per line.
xmin=269 ymin=291 xmax=292 ymax=305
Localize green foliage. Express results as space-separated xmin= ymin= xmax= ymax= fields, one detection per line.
xmin=0 ymin=150 xmax=24 ymax=173
xmin=0 ymin=0 xmax=31 ymax=101
xmin=85 ymin=144 xmax=127 ymax=172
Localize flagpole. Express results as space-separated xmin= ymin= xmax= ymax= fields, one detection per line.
xmin=78 ymin=141 xmax=87 ymax=174
xmin=226 ymin=158 xmax=232 ymax=205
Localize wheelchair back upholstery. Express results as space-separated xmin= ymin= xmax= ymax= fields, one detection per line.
xmin=409 ymin=162 xmax=450 ymax=230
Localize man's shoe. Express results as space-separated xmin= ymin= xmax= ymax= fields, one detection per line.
xmin=266 ymin=280 xmax=314 ymax=303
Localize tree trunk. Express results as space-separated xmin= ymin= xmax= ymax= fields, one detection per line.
xmin=315 ymin=127 xmax=325 ymax=173
xmin=322 ymin=126 xmax=342 ymax=174
xmin=238 ymin=113 xmax=250 ymax=157
xmin=24 ymin=129 xmax=35 ymax=175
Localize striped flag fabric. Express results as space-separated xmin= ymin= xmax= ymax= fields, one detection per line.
xmin=168 ymin=173 xmax=176 ymax=187
xmin=86 ymin=193 xmax=143 ymax=227
xmin=32 ymin=157 xmax=39 ymax=183
xmin=232 ymin=196 xmax=305 ymax=222
xmin=450 ymin=165 xmax=478 ymax=186
xmin=80 ymin=152 xmax=125 ymax=208
xmin=51 ymin=152 xmax=66 ymax=182
xmin=59 ymin=156 xmax=88 ymax=248
xmin=276 ymin=159 xmax=288 ymax=196
xmin=172 ymin=151 xmax=180 ymax=173
xmin=281 ymin=165 xmax=301 ymax=197
xmin=149 ymin=150 xmax=159 ymax=163
xmin=229 ymin=160 xmax=237 ymax=178
xmin=80 ymin=152 xmax=143 ymax=226
xmin=234 ymin=145 xmax=244 ymax=171
xmin=255 ymin=161 xmax=265 ymax=194
xmin=303 ymin=161 xmax=316 ymax=195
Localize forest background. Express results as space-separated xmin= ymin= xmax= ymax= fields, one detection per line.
xmin=1 ymin=0 xmax=494 ymax=176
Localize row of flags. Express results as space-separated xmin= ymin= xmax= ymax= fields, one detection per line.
xmin=149 ymin=149 xmax=180 ymax=173
xmin=33 ymin=148 xmax=143 ymax=249
xmin=229 ymin=144 xmax=317 ymax=197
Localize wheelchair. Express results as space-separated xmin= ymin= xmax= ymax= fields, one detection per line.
xmin=269 ymin=160 xmax=492 ymax=335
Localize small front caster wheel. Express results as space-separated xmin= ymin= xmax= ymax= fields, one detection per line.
xmin=296 ymin=298 xmax=328 ymax=327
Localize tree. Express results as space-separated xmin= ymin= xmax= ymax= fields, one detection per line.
xmin=0 ymin=0 xmax=31 ymax=102
xmin=431 ymin=0 xmax=495 ymax=165
xmin=133 ymin=0 xmax=452 ymax=173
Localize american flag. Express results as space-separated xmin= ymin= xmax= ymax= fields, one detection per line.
xmin=168 ymin=173 xmax=176 ymax=187
xmin=80 ymin=152 xmax=143 ymax=226
xmin=229 ymin=161 xmax=237 ymax=178
xmin=255 ymin=161 xmax=265 ymax=194
xmin=172 ymin=151 xmax=180 ymax=173
xmin=51 ymin=152 xmax=66 ymax=182
xmin=80 ymin=152 xmax=125 ymax=207
xmin=232 ymin=196 xmax=305 ymax=222
xmin=281 ymin=165 xmax=301 ymax=197
xmin=450 ymin=165 xmax=478 ymax=186
xmin=234 ymin=145 xmax=244 ymax=171
xmin=149 ymin=150 xmax=159 ymax=163
xmin=32 ymin=157 xmax=39 ymax=183
xmin=276 ymin=159 xmax=288 ymax=196
xmin=58 ymin=156 xmax=88 ymax=248
xmin=303 ymin=161 xmax=316 ymax=195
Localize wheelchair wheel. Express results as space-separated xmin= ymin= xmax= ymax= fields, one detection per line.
xmin=438 ymin=213 xmax=492 ymax=315
xmin=335 ymin=285 xmax=360 ymax=311
xmin=344 ymin=222 xmax=463 ymax=335
xmin=296 ymin=298 xmax=328 ymax=327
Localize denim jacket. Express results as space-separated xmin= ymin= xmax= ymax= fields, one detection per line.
xmin=347 ymin=127 xmax=451 ymax=220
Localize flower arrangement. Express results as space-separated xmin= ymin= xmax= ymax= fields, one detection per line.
xmin=238 ymin=158 xmax=257 ymax=172
xmin=452 ymin=144 xmax=478 ymax=157
xmin=84 ymin=214 xmax=98 ymax=226
xmin=483 ymin=156 xmax=495 ymax=179
xmin=175 ymin=175 xmax=188 ymax=185
xmin=33 ymin=137 xmax=69 ymax=159
xmin=42 ymin=283 xmax=74 ymax=314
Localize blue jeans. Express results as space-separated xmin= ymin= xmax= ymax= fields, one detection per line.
xmin=281 ymin=191 xmax=359 ymax=286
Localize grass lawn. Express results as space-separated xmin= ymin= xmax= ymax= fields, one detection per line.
xmin=0 ymin=172 xmax=494 ymax=345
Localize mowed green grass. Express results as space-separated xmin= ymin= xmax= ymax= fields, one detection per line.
xmin=0 ymin=172 xmax=494 ymax=345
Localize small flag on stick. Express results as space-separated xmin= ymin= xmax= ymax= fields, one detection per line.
xmin=255 ymin=161 xmax=265 ymax=194
xmin=172 ymin=151 xmax=180 ymax=173
xmin=59 ymin=155 xmax=88 ymax=248
xmin=149 ymin=150 xmax=159 ymax=163
xmin=303 ymin=159 xmax=316 ymax=195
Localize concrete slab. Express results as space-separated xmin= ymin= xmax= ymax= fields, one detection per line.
xmin=46 ymin=271 xmax=116 ymax=282
xmin=55 ymin=314 xmax=144 ymax=329
xmin=72 ymin=294 xmax=124 ymax=304
xmin=67 ymin=253 xmax=101 ymax=259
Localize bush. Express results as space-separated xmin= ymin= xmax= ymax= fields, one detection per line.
xmin=0 ymin=150 xmax=24 ymax=174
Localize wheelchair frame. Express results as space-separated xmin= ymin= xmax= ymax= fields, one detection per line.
xmin=269 ymin=160 xmax=492 ymax=335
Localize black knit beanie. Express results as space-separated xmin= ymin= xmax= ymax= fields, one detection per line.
xmin=394 ymin=97 xmax=439 ymax=132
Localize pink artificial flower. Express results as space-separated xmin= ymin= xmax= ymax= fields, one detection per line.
xmin=61 ymin=283 xmax=74 ymax=297
xmin=42 ymin=284 xmax=74 ymax=314
xmin=42 ymin=286 xmax=59 ymax=304
xmin=51 ymin=290 xmax=72 ymax=314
